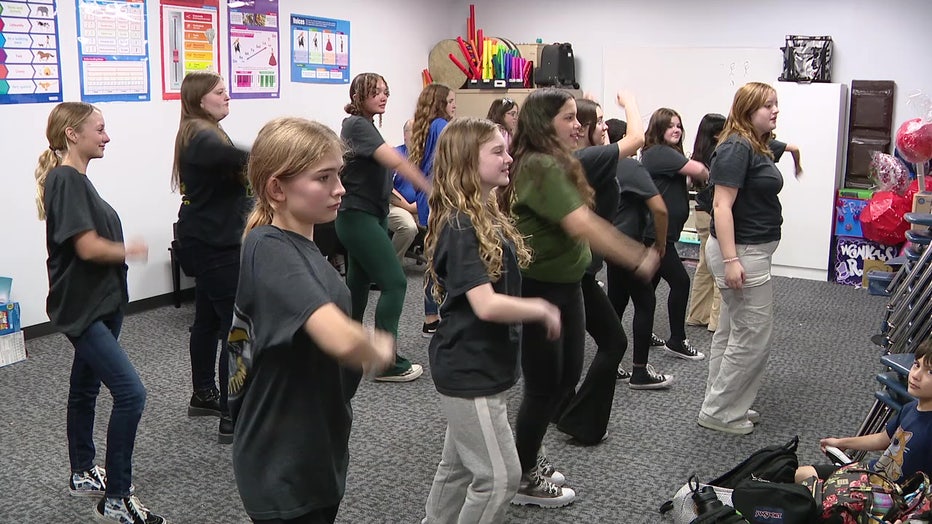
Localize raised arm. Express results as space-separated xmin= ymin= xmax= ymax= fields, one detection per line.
xmin=614 ymin=91 xmax=645 ymax=158
xmin=74 ymin=231 xmax=148 ymax=264
xmin=303 ymin=303 xmax=394 ymax=374
xmin=679 ymin=159 xmax=710 ymax=182
xmin=374 ymin=144 xmax=430 ymax=193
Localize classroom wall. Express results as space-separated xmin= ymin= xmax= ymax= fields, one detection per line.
xmin=1 ymin=0 xmax=455 ymax=328
xmin=465 ymin=0 xmax=932 ymax=134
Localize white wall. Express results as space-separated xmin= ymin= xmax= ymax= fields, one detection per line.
xmin=464 ymin=0 xmax=932 ymax=129
xmin=1 ymin=0 xmax=455 ymax=328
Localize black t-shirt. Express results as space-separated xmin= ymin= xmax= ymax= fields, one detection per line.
xmin=44 ymin=166 xmax=128 ymax=337
xmin=228 ymin=225 xmax=362 ymax=519
xmin=613 ymin=158 xmax=660 ymax=241
xmin=696 ymin=139 xmax=787 ymax=213
xmin=340 ymin=115 xmax=392 ymax=218
xmin=709 ymin=135 xmax=784 ymax=244
xmin=429 ymin=214 xmax=522 ymax=398
xmin=574 ymin=144 xmax=620 ymax=275
xmin=640 ymin=144 xmax=689 ymax=242
xmin=176 ymin=129 xmax=251 ymax=248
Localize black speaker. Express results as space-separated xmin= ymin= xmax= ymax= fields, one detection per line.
xmin=534 ymin=43 xmax=579 ymax=89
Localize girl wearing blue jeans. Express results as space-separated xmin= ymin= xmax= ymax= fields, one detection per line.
xmin=35 ymin=102 xmax=164 ymax=523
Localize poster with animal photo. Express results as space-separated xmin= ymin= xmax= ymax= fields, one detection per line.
xmin=75 ymin=0 xmax=151 ymax=102
xmin=159 ymin=0 xmax=220 ymax=100
xmin=227 ymin=0 xmax=279 ymax=99
xmin=290 ymin=13 xmax=350 ymax=84
xmin=0 ymin=0 xmax=64 ymax=104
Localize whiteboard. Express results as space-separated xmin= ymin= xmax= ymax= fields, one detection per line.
xmin=601 ymin=47 xmax=849 ymax=280
xmin=601 ymin=46 xmax=784 ymax=147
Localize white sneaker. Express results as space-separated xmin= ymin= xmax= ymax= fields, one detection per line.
xmin=697 ymin=413 xmax=754 ymax=435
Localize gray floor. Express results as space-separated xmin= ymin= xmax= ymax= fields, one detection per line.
xmin=0 ymin=263 xmax=890 ymax=523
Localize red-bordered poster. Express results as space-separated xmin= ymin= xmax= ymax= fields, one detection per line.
xmin=159 ymin=0 xmax=219 ymax=100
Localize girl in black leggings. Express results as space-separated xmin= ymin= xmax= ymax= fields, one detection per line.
xmin=640 ymin=108 xmax=709 ymax=361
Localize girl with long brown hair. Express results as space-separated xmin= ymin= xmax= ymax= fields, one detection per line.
xmin=422 ymin=117 xmax=561 ymax=522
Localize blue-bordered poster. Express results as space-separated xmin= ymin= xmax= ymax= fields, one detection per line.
xmin=0 ymin=0 xmax=64 ymax=104
xmin=290 ymin=13 xmax=349 ymax=84
xmin=75 ymin=0 xmax=150 ymax=102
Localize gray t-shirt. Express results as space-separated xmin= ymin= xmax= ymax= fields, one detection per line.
xmin=709 ymin=135 xmax=784 ymax=244
xmin=44 ymin=166 xmax=127 ymax=337
xmin=340 ymin=115 xmax=392 ymax=218
xmin=228 ymin=225 xmax=361 ymax=520
xmin=613 ymin=158 xmax=660 ymax=241
xmin=429 ymin=214 xmax=522 ymax=398
xmin=575 ymin=144 xmax=621 ymax=275
xmin=641 ymin=144 xmax=689 ymax=242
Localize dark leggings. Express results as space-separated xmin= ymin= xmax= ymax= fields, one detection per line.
xmin=251 ymin=505 xmax=339 ymax=524
xmin=555 ymin=273 xmax=627 ymax=444
xmin=607 ymin=262 xmax=656 ymax=367
xmin=653 ymin=241 xmax=691 ymax=345
xmin=515 ymin=277 xmax=585 ymax=473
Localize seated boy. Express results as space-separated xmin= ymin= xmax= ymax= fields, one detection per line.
xmin=796 ymin=339 xmax=932 ymax=485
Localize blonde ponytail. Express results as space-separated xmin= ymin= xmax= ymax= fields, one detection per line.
xmin=34 ymin=149 xmax=61 ymax=220
xmin=243 ymin=202 xmax=274 ymax=240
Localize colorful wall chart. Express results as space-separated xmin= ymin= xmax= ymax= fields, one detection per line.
xmin=290 ymin=13 xmax=349 ymax=84
xmin=227 ymin=0 xmax=278 ymax=99
xmin=76 ymin=0 xmax=150 ymax=102
xmin=0 ymin=0 xmax=64 ymax=104
xmin=159 ymin=0 xmax=219 ymax=99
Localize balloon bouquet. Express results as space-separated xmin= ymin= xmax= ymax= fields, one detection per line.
xmin=860 ymin=92 xmax=932 ymax=245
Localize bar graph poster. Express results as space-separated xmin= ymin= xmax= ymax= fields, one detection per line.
xmin=290 ymin=13 xmax=349 ymax=84
xmin=159 ymin=0 xmax=219 ymax=100
xmin=0 ymin=0 xmax=64 ymax=104
xmin=227 ymin=0 xmax=278 ymax=99
xmin=75 ymin=0 xmax=150 ymax=102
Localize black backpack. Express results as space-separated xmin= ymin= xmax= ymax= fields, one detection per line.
xmin=711 ymin=435 xmax=801 ymax=488
xmin=534 ymin=43 xmax=579 ymax=89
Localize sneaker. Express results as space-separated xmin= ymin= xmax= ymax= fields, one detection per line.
xmin=535 ymin=447 xmax=565 ymax=487
xmin=422 ymin=320 xmax=439 ymax=338
xmin=374 ymin=363 xmax=424 ymax=383
xmin=698 ymin=413 xmax=754 ymax=435
xmin=664 ymin=339 xmax=706 ymax=361
xmin=70 ymin=465 xmax=107 ymax=497
xmin=747 ymin=409 xmax=761 ymax=424
xmin=218 ymin=414 xmax=234 ymax=445
xmin=616 ymin=366 xmax=632 ymax=381
xmin=650 ymin=333 xmax=666 ymax=347
xmin=511 ymin=470 xmax=576 ymax=508
xmin=187 ymin=388 xmax=221 ymax=417
xmin=94 ymin=495 xmax=166 ymax=524
xmin=628 ymin=364 xmax=673 ymax=390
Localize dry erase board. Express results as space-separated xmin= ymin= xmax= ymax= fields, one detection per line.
xmin=601 ymin=46 xmax=783 ymax=143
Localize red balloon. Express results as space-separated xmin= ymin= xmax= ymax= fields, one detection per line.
xmin=895 ymin=118 xmax=932 ymax=163
xmin=859 ymin=190 xmax=911 ymax=245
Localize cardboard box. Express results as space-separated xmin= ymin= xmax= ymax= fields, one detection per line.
xmin=831 ymin=236 xmax=900 ymax=287
xmin=0 ymin=302 xmax=21 ymax=336
xmin=911 ymin=192 xmax=932 ymax=231
xmin=0 ymin=331 xmax=26 ymax=368
xmin=835 ymin=197 xmax=869 ymax=238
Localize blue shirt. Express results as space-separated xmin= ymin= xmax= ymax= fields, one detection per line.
xmin=872 ymin=400 xmax=932 ymax=482
xmin=391 ymin=144 xmax=428 ymax=226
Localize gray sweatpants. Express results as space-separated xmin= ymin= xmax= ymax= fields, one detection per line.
xmin=701 ymin=237 xmax=779 ymax=425
xmin=424 ymin=392 xmax=521 ymax=524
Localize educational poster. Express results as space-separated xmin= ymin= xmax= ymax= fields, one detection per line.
xmin=0 ymin=0 xmax=64 ymax=104
xmin=227 ymin=0 xmax=278 ymax=99
xmin=75 ymin=0 xmax=150 ymax=102
xmin=290 ymin=13 xmax=349 ymax=84
xmin=159 ymin=0 xmax=219 ymax=99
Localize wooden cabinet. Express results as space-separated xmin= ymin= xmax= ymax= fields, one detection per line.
xmin=454 ymin=88 xmax=581 ymax=120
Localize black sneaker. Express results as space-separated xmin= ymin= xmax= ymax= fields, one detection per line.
xmin=650 ymin=333 xmax=666 ymax=347
xmin=664 ymin=339 xmax=706 ymax=361
xmin=616 ymin=366 xmax=632 ymax=381
xmin=422 ymin=320 xmax=439 ymax=338
xmin=511 ymin=469 xmax=576 ymax=508
xmin=218 ymin=415 xmax=234 ymax=444
xmin=95 ymin=495 xmax=166 ymax=524
xmin=70 ymin=465 xmax=106 ymax=497
xmin=187 ymin=388 xmax=221 ymax=417
xmin=628 ymin=364 xmax=673 ymax=390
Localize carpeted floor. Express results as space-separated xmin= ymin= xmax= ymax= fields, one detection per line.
xmin=0 ymin=262 xmax=890 ymax=523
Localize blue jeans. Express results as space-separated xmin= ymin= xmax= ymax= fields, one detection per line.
xmin=66 ymin=312 xmax=147 ymax=497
